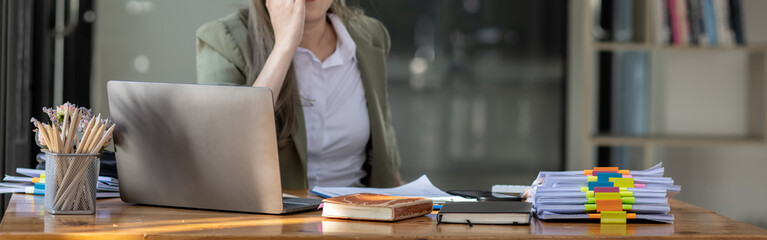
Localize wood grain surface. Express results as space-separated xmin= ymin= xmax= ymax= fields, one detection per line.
xmin=0 ymin=190 xmax=765 ymax=239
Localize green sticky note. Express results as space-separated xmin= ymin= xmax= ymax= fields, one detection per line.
xmin=595 ymin=192 xmax=621 ymax=200
xmin=585 ymin=204 xmax=597 ymax=212
xmin=622 ymin=197 xmax=635 ymax=204
xmin=609 ymin=177 xmax=634 ymax=188
xmin=601 ymin=211 xmax=627 ymax=224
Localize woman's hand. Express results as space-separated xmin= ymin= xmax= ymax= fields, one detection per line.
xmin=266 ymin=0 xmax=305 ymax=52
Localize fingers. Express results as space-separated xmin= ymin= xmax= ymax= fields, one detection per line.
xmin=293 ymin=0 xmax=305 ymax=14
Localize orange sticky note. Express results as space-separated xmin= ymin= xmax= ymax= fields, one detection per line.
xmin=593 ymin=167 xmax=620 ymax=172
xmin=596 ymin=199 xmax=623 ymax=212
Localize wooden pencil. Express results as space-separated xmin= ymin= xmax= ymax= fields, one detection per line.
xmin=91 ymin=124 xmax=116 ymax=154
xmin=76 ymin=116 xmax=96 ymax=154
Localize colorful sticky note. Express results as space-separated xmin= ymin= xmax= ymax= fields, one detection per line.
xmin=595 ymin=192 xmax=621 ymax=200
xmin=594 ymin=187 xmax=620 ymax=193
xmin=609 ymin=177 xmax=635 ymax=188
xmin=601 ymin=211 xmax=627 ymax=224
xmin=593 ymin=167 xmax=620 ymax=172
xmin=588 ymin=181 xmax=613 ymax=190
xmin=585 ymin=204 xmax=597 ymax=212
xmin=596 ymin=199 xmax=623 ymax=212
xmin=587 ymin=197 xmax=636 ymax=204
xmin=597 ymin=172 xmax=623 ymax=182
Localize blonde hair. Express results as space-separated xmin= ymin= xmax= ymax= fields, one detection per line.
xmin=246 ymin=0 xmax=360 ymax=147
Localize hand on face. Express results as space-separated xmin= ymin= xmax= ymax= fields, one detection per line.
xmin=266 ymin=0 xmax=306 ymax=51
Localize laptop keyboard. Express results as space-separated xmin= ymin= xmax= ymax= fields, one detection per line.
xmin=283 ymin=202 xmax=309 ymax=209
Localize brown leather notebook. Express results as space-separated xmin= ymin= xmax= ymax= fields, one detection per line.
xmin=321 ymin=193 xmax=433 ymax=221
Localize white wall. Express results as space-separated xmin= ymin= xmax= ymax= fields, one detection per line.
xmin=91 ymin=0 xmax=248 ymax=117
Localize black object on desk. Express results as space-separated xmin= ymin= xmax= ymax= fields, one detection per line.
xmin=437 ymin=201 xmax=532 ymax=225
xmin=447 ymin=190 xmax=521 ymax=201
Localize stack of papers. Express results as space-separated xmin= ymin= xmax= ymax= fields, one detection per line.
xmin=2 ymin=168 xmax=120 ymax=198
xmin=528 ymin=163 xmax=679 ymax=223
xmin=311 ymin=175 xmax=475 ymax=207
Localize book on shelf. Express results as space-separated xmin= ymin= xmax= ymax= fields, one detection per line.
xmin=321 ymin=193 xmax=433 ymax=222
xmin=661 ymin=0 xmax=744 ymax=46
xmin=597 ymin=0 xmax=746 ymax=47
xmin=436 ymin=201 xmax=532 ymax=225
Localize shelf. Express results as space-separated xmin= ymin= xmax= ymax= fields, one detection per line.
xmin=591 ymin=135 xmax=767 ymax=147
xmin=594 ymin=43 xmax=767 ymax=52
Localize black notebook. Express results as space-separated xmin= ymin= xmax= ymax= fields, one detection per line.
xmin=437 ymin=201 xmax=532 ymax=225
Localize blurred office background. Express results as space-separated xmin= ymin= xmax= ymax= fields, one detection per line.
xmin=87 ymin=0 xmax=568 ymax=190
xmin=1 ymin=0 xmax=766 ymax=229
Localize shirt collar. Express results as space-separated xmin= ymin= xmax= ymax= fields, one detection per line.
xmin=295 ymin=13 xmax=356 ymax=68
xmin=327 ymin=13 xmax=356 ymax=63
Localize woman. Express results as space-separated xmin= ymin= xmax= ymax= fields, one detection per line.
xmin=196 ymin=0 xmax=403 ymax=189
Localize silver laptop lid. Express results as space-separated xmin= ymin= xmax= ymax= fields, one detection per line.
xmin=108 ymin=81 xmax=284 ymax=213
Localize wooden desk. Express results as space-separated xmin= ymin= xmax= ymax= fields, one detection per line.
xmin=0 ymin=191 xmax=765 ymax=239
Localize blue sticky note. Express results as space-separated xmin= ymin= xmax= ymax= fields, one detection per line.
xmin=588 ymin=181 xmax=614 ymax=190
xmin=597 ymin=172 xmax=623 ymax=182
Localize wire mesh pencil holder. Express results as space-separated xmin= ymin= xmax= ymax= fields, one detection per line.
xmin=44 ymin=152 xmax=100 ymax=214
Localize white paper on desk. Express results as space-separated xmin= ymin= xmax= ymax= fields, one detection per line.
xmin=535 ymin=187 xmax=667 ymax=193
xmin=0 ymin=187 xmax=26 ymax=194
xmin=97 ymin=182 xmax=119 ymax=192
xmin=311 ymin=175 xmax=474 ymax=203
xmin=3 ymin=175 xmax=32 ymax=183
xmin=534 ymin=191 xmax=667 ymax=200
xmin=536 ymin=197 xmax=668 ymax=205
xmin=535 ymin=204 xmax=670 ymax=215
xmin=98 ymin=176 xmax=119 ymax=186
xmin=96 ymin=191 xmax=120 ymax=198
xmin=16 ymin=168 xmax=44 ymax=178
xmin=0 ymin=182 xmax=33 ymax=189
xmin=542 ymin=176 xmax=674 ymax=187
xmin=533 ymin=163 xmax=666 ymax=186
xmin=537 ymin=211 xmax=674 ymax=223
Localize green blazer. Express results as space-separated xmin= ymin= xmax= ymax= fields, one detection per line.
xmin=195 ymin=10 xmax=401 ymax=189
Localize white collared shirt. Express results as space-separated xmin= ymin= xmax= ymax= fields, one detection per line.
xmin=294 ymin=14 xmax=369 ymax=188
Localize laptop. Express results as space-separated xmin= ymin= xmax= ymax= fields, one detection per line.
xmin=107 ymin=81 xmax=321 ymax=214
